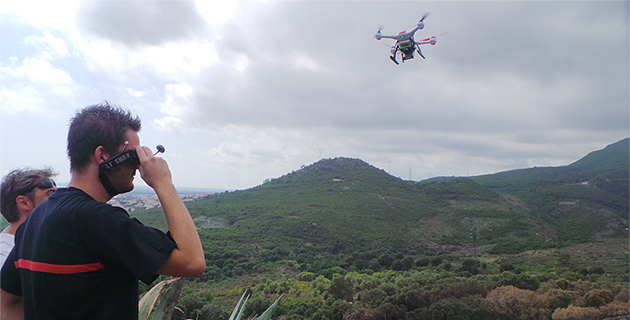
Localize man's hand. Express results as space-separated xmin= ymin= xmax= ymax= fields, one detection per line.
xmin=133 ymin=144 xmax=206 ymax=277
xmin=134 ymin=145 xmax=173 ymax=190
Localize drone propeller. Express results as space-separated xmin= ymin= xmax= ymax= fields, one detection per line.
xmin=417 ymin=13 xmax=430 ymax=30
xmin=417 ymin=32 xmax=447 ymax=45
xmin=375 ymin=25 xmax=384 ymax=40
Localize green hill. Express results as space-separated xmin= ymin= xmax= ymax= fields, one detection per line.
xmin=134 ymin=139 xmax=628 ymax=256
xmin=183 ymin=157 xmax=539 ymax=255
xmin=472 ymin=138 xmax=629 ymax=241
xmin=130 ymin=138 xmax=629 ymax=269
xmin=129 ymin=140 xmax=629 ymax=320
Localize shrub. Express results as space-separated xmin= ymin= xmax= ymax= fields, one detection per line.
xmin=342 ymin=308 xmax=375 ymax=320
xmin=582 ymin=289 xmax=615 ymax=308
xmin=329 ymin=274 xmax=355 ymax=301
xmin=500 ymin=272 xmax=541 ymax=291
xmin=196 ymin=303 xmax=229 ymax=320
xmin=415 ymin=258 xmax=431 ymax=267
xmin=551 ymin=305 xmax=601 ymax=320
xmin=372 ymin=302 xmax=406 ymax=320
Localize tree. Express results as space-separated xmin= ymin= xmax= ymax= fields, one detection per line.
xmin=581 ymin=289 xmax=615 ymax=308
xmin=176 ymin=290 xmax=213 ymax=317
xmin=342 ymin=308 xmax=375 ymax=320
xmin=378 ymin=254 xmax=394 ymax=268
xmin=405 ymin=308 xmax=431 ymax=320
xmin=312 ymin=275 xmax=332 ymax=294
xmin=499 ymin=272 xmax=540 ymax=291
xmin=543 ymin=289 xmax=580 ymax=310
xmin=461 ymin=259 xmax=481 ymax=275
xmin=395 ymin=288 xmax=429 ymax=311
xmin=500 ymin=263 xmax=515 ymax=272
xmin=599 ymin=301 xmax=630 ymax=319
xmin=429 ymin=296 xmax=476 ymax=320
xmin=197 ymin=303 xmax=229 ymax=320
xmin=486 ymin=286 xmax=549 ymax=320
xmin=355 ymin=259 xmax=369 ymax=270
xmin=551 ymin=305 xmax=601 ymax=320
xmin=415 ymin=258 xmax=431 ymax=267
xmin=329 ymin=274 xmax=355 ymax=301
xmin=359 ymin=288 xmax=387 ymax=307
xmin=372 ymin=302 xmax=406 ymax=320
xmin=327 ymin=299 xmax=354 ymax=320
xmin=557 ymin=253 xmax=571 ymax=265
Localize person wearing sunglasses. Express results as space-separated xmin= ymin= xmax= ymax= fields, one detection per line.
xmin=1 ymin=103 xmax=205 ymax=319
xmin=0 ymin=168 xmax=57 ymax=269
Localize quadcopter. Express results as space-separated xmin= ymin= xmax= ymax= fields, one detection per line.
xmin=375 ymin=14 xmax=437 ymax=65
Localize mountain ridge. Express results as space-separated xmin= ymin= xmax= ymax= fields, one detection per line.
xmin=133 ymin=138 xmax=628 ymax=256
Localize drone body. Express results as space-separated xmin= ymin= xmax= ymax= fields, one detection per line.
xmin=375 ymin=14 xmax=437 ymax=65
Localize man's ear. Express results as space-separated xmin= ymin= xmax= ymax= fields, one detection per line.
xmin=15 ymin=195 xmax=34 ymax=213
xmin=94 ymin=146 xmax=109 ymax=165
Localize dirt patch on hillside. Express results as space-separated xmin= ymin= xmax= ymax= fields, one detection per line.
xmin=503 ymin=237 xmax=629 ymax=273
xmin=499 ymin=193 xmax=531 ymax=211
xmin=194 ymin=216 xmax=229 ymax=229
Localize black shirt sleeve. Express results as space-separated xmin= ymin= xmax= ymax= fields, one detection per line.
xmin=78 ymin=203 xmax=177 ymax=285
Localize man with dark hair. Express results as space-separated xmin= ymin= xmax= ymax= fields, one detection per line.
xmin=1 ymin=102 xmax=206 ymax=319
xmin=0 ymin=168 xmax=57 ymax=268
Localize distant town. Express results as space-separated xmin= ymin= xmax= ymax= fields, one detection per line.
xmin=108 ymin=192 xmax=213 ymax=211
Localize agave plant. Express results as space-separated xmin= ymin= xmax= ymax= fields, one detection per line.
xmin=138 ymin=277 xmax=184 ymax=320
xmin=139 ymin=278 xmax=282 ymax=320
xmin=229 ymin=288 xmax=284 ymax=320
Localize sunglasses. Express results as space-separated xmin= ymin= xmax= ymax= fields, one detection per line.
xmin=22 ymin=178 xmax=56 ymax=195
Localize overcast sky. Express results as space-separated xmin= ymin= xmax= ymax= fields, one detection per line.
xmin=1 ymin=0 xmax=628 ymax=191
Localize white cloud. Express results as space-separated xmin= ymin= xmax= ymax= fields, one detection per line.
xmin=0 ymin=1 xmax=627 ymax=190
xmin=153 ymin=116 xmax=185 ymax=134
xmin=24 ymin=31 xmax=70 ymax=60
xmin=195 ymin=0 xmax=238 ymax=25
xmin=0 ymin=57 xmax=77 ymax=115
xmin=161 ymin=83 xmax=194 ymax=117
xmin=292 ymin=53 xmax=319 ymax=72
xmin=0 ymin=0 xmax=80 ymax=29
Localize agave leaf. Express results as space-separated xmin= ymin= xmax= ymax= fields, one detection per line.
xmin=138 ymin=277 xmax=184 ymax=320
xmin=254 ymin=293 xmax=284 ymax=320
xmin=229 ymin=288 xmax=252 ymax=320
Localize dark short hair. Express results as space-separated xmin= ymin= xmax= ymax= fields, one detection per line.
xmin=67 ymin=102 xmax=141 ymax=172
xmin=1 ymin=167 xmax=57 ymax=222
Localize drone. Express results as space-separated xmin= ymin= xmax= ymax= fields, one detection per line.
xmin=375 ymin=14 xmax=437 ymax=65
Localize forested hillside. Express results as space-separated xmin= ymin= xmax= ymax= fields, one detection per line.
xmin=472 ymin=138 xmax=629 ymax=241
xmin=131 ymin=138 xmax=629 ymax=320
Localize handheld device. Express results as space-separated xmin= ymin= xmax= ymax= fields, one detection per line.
xmin=98 ymin=144 xmax=165 ymax=197
xmin=99 ymin=144 xmax=164 ymax=171
xmin=99 ymin=149 xmax=140 ymax=171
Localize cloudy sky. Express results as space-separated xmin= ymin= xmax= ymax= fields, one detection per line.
xmin=1 ymin=0 xmax=628 ymax=191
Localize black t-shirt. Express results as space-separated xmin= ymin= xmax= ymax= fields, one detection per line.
xmin=1 ymin=187 xmax=177 ymax=319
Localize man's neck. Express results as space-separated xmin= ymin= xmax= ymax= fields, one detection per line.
xmin=68 ymin=169 xmax=112 ymax=203
xmin=1 ymin=215 xmax=28 ymax=235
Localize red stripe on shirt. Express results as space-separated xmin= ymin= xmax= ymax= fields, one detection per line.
xmin=15 ymin=259 xmax=105 ymax=274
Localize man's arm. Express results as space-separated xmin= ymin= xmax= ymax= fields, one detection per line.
xmin=1 ymin=289 xmax=24 ymax=320
xmin=135 ymin=146 xmax=206 ymax=277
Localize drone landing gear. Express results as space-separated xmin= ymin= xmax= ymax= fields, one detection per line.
xmin=416 ymin=47 xmax=426 ymax=59
xmin=390 ymin=55 xmax=399 ymax=65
